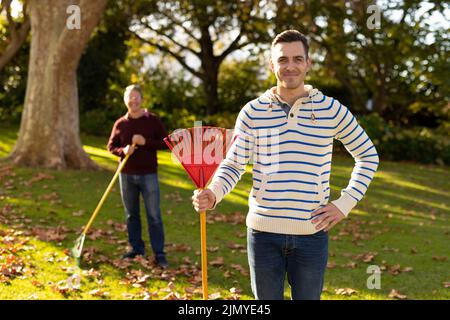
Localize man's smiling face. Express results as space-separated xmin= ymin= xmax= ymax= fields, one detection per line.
xmin=124 ymin=89 xmax=142 ymax=113
xmin=270 ymin=41 xmax=311 ymax=90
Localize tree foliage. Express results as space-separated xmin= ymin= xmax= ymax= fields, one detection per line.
xmin=130 ymin=0 xmax=272 ymax=115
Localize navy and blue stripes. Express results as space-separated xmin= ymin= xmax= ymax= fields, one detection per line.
xmin=208 ymin=88 xmax=379 ymax=231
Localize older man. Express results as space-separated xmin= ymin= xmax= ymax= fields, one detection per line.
xmin=108 ymin=84 xmax=169 ymax=268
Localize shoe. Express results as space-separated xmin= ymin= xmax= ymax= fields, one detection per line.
xmin=122 ymin=251 xmax=144 ymax=260
xmin=155 ymin=257 xmax=169 ymax=269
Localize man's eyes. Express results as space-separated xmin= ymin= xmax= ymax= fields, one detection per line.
xmin=278 ymin=58 xmax=304 ymax=63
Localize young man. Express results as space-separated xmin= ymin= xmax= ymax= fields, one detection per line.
xmin=192 ymin=30 xmax=379 ymax=299
xmin=108 ymin=84 xmax=169 ymax=268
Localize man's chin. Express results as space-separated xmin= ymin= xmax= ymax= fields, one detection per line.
xmin=128 ymin=105 xmax=141 ymax=112
xmin=281 ymin=81 xmax=303 ymax=90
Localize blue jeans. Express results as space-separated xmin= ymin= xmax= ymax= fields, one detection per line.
xmin=119 ymin=173 xmax=166 ymax=261
xmin=247 ymin=228 xmax=328 ymax=300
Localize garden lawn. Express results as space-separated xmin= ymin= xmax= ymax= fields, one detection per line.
xmin=0 ymin=126 xmax=449 ymax=300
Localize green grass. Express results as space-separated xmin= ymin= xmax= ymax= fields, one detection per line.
xmin=0 ymin=126 xmax=449 ymax=300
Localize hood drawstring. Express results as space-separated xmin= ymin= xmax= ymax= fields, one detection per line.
xmin=309 ymin=90 xmax=317 ymax=124
xmin=310 ymin=99 xmax=316 ymax=123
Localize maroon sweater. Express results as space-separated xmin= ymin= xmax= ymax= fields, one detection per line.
xmin=107 ymin=111 xmax=168 ymax=174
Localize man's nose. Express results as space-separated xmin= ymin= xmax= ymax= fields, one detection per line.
xmin=285 ymin=60 xmax=296 ymax=71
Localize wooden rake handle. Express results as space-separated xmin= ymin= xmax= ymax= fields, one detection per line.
xmin=81 ymin=143 xmax=136 ymax=235
xmin=200 ymin=209 xmax=208 ymax=300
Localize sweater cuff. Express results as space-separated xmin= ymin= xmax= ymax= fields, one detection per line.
xmin=331 ymin=192 xmax=358 ymax=217
xmin=208 ymin=183 xmax=225 ymax=210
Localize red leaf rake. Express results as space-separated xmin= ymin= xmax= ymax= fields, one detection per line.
xmin=164 ymin=126 xmax=237 ymax=300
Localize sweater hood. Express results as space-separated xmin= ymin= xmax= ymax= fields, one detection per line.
xmin=259 ymin=85 xmax=323 ymax=105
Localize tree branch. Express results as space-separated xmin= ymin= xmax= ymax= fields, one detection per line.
xmin=0 ymin=0 xmax=12 ymax=15
xmin=132 ymin=32 xmax=203 ymax=80
xmin=158 ymin=9 xmax=199 ymax=42
xmin=139 ymin=19 xmax=201 ymax=58
xmin=217 ymin=30 xmax=243 ymax=62
xmin=0 ymin=0 xmax=30 ymax=71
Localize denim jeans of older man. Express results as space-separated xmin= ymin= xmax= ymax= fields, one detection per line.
xmin=119 ymin=173 xmax=167 ymax=266
xmin=247 ymin=228 xmax=328 ymax=300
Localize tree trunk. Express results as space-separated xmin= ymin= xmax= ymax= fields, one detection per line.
xmin=9 ymin=0 xmax=107 ymax=169
xmin=198 ymin=24 xmax=220 ymax=116
xmin=372 ymin=63 xmax=387 ymax=115
xmin=203 ymin=67 xmax=219 ymax=116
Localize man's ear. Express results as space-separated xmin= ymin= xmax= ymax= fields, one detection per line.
xmin=306 ymin=57 xmax=312 ymax=73
xmin=269 ymin=57 xmax=275 ymax=73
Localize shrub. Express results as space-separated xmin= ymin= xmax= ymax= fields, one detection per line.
xmin=335 ymin=113 xmax=450 ymax=165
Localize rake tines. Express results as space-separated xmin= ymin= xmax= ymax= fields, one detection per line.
xmin=164 ymin=126 xmax=237 ymax=300
xmin=164 ymin=126 xmax=235 ymax=188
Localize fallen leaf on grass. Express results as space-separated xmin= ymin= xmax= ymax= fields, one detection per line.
xmin=182 ymin=256 xmax=192 ymax=264
xmin=432 ymin=256 xmax=448 ymax=262
xmin=334 ymin=288 xmax=357 ymax=296
xmin=38 ymin=192 xmax=60 ymax=201
xmin=87 ymin=228 xmax=107 ymax=241
xmin=111 ymin=222 xmax=127 ymax=232
xmin=342 ymin=261 xmax=358 ymax=269
xmin=136 ymin=274 xmax=151 ymax=285
xmin=230 ymin=264 xmax=248 ymax=276
xmin=207 ymin=211 xmax=245 ymax=225
xmin=111 ymin=258 xmax=132 ymax=270
xmin=389 ymin=264 xmax=402 ymax=275
xmin=31 ymin=279 xmax=44 ymax=288
xmin=165 ymin=243 xmax=191 ymax=253
xmin=141 ymin=290 xmax=158 ymax=300
xmin=31 ymin=226 xmax=67 ymax=242
xmin=88 ymin=288 xmax=110 ymax=298
xmin=209 ymin=292 xmax=222 ymax=300
xmin=402 ymin=267 xmax=413 ymax=273
xmin=361 ymin=252 xmax=378 ymax=263
xmin=52 ymin=280 xmax=71 ymax=295
xmin=184 ymin=287 xmax=196 ymax=294
xmin=235 ymin=232 xmax=246 ymax=238
xmin=81 ymin=268 xmax=102 ymax=278
xmin=189 ymin=275 xmax=203 ymax=285
xmin=122 ymin=293 xmax=136 ymax=299
xmin=161 ymin=291 xmax=181 ymax=300
xmin=25 ymin=172 xmax=55 ymax=187
xmin=229 ymin=287 xmax=242 ymax=294
xmin=226 ymin=242 xmax=245 ymax=250
xmin=209 ymin=257 xmax=224 ymax=267
xmin=389 ymin=289 xmax=407 ymax=300
xmin=72 ymin=210 xmax=85 ymax=217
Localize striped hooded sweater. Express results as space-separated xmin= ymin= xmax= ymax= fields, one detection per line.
xmin=208 ymin=85 xmax=379 ymax=235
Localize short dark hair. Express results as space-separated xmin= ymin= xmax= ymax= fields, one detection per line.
xmin=271 ymin=30 xmax=309 ymax=57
